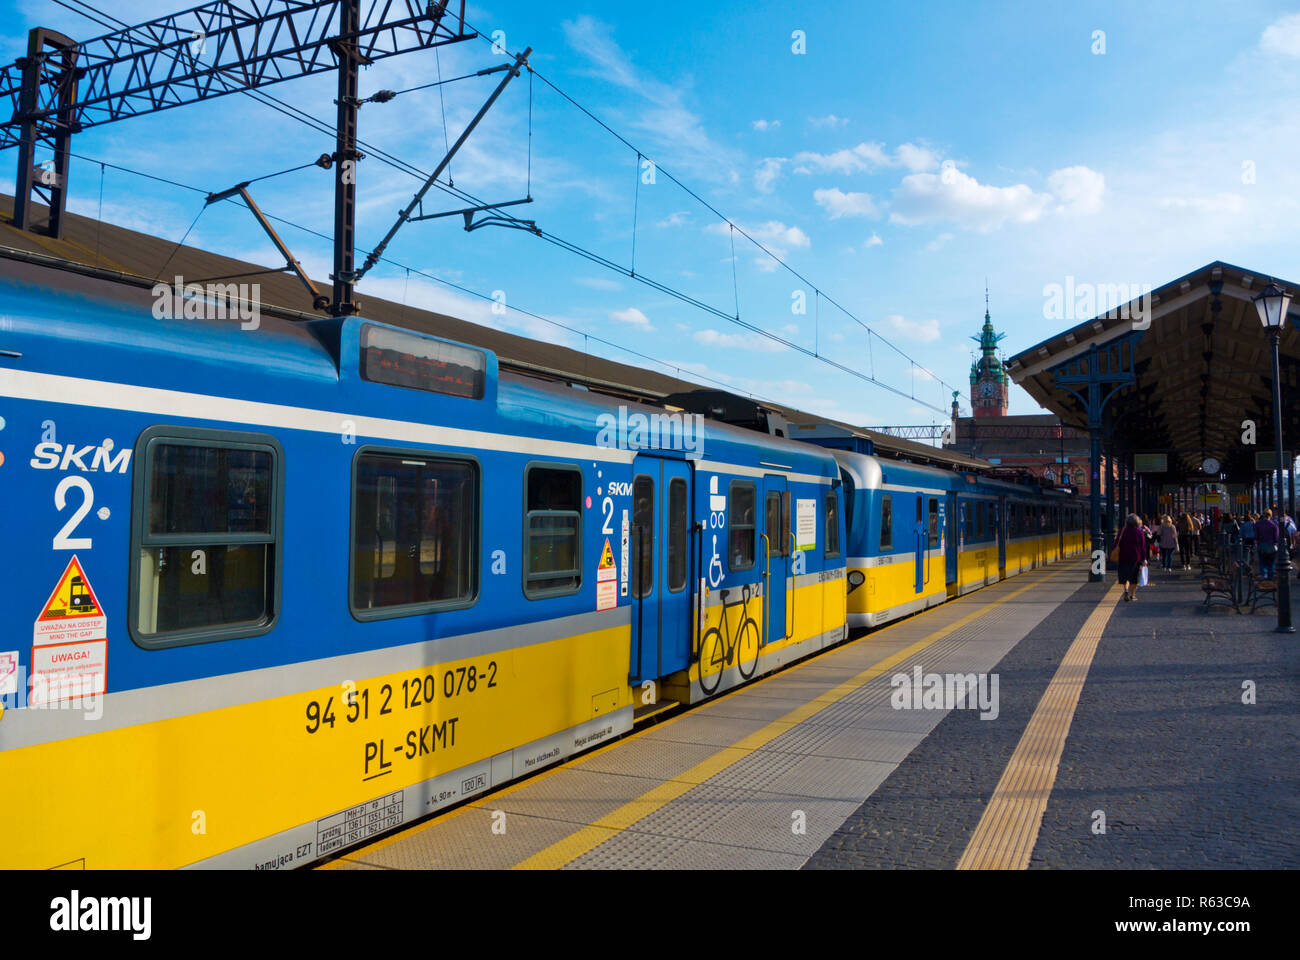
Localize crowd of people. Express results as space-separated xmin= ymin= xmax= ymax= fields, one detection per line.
xmin=1110 ymin=506 xmax=1300 ymax=602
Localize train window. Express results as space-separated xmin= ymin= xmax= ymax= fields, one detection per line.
xmin=928 ymin=498 xmax=939 ymax=547
xmin=131 ymin=427 xmax=282 ymax=647
xmin=840 ymin=470 xmax=856 ymax=539
xmin=631 ymin=476 xmax=655 ymax=598
xmin=667 ymin=478 xmax=688 ymax=593
xmin=523 ymin=464 xmax=584 ymax=598
xmin=825 ymin=491 xmax=841 ymax=559
xmin=359 ymin=323 xmax=486 ymax=400
xmin=729 ymin=481 xmax=756 ymax=571
xmin=781 ymin=492 xmax=793 ymax=556
xmin=765 ymin=492 xmax=782 ymax=560
xmin=351 ymin=452 xmax=478 ymax=616
xmin=977 ymin=501 xmax=987 ymax=540
xmin=963 ymin=502 xmax=974 ymax=543
xmin=880 ymin=495 xmax=893 ymax=551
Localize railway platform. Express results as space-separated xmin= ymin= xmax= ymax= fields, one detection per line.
xmin=319 ymin=558 xmax=1300 ymax=870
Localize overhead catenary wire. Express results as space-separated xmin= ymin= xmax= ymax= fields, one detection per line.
xmin=31 ymin=143 xmax=774 ymax=405
xmin=453 ymin=21 xmax=957 ymax=404
xmin=43 ymin=0 xmax=953 ymax=412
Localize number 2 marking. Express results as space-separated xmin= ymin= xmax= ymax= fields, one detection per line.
xmin=602 ymin=496 xmax=614 ymax=535
xmin=54 ymin=475 xmax=94 ymax=550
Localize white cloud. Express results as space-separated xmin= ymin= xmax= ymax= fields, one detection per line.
xmin=656 ymin=211 xmax=691 ymax=227
xmin=882 ymin=314 xmax=941 ymax=342
xmin=693 ymin=328 xmax=786 ymax=352
xmin=754 ymin=157 xmax=786 ymax=193
xmin=864 ymin=232 xmax=883 ymax=248
xmin=894 ymin=142 xmax=942 ymax=173
xmin=749 ymin=221 xmax=812 ymax=248
xmin=576 ymin=276 xmax=623 ymax=291
xmin=1047 ymin=165 xmax=1105 ymax=213
xmin=1261 ymin=13 xmax=1300 ymax=57
xmin=814 ymin=187 xmax=879 ymax=219
xmin=610 ymin=307 xmax=653 ymax=328
xmin=792 ymin=141 xmax=942 ymax=176
xmin=809 ymin=114 xmax=850 ymax=128
xmin=708 ymin=219 xmax=811 ymax=249
xmin=752 ymin=119 xmax=781 ymax=131
xmin=926 ymin=232 xmax=954 ymax=251
xmin=890 ymin=167 xmax=1052 ymax=231
xmin=793 ymin=141 xmax=890 ymax=175
xmin=890 ymin=163 xmax=1104 ymax=230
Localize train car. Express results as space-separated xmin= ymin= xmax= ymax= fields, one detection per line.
xmin=833 ymin=449 xmax=1088 ymax=627
xmin=833 ymin=450 xmax=956 ymax=628
xmin=0 ymin=258 xmax=846 ymax=869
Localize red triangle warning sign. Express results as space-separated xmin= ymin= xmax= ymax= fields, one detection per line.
xmin=34 ymin=555 xmax=107 ymax=646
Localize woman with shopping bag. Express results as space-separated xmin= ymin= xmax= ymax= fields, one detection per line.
xmin=1117 ymin=513 xmax=1149 ymax=602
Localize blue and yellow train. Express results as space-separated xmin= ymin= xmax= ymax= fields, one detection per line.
xmin=0 ymin=259 xmax=1086 ymax=868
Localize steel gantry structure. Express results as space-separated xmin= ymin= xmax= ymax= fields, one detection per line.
xmin=0 ymin=0 xmax=529 ymax=317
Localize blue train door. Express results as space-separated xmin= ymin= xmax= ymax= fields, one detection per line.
xmin=913 ymin=493 xmax=925 ymax=594
xmin=945 ymin=492 xmax=959 ymax=594
xmin=629 ymin=456 xmax=693 ymax=684
xmin=996 ymin=497 xmax=1007 ymax=577
xmin=763 ymin=476 xmax=789 ymax=643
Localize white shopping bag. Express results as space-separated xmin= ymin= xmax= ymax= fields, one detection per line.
xmin=1139 ymin=564 xmax=1149 ymax=587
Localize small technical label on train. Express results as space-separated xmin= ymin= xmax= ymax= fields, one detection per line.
xmin=0 ymin=651 xmax=17 ymax=696
xmin=33 ymin=555 xmax=106 ymax=646
xmin=597 ymin=538 xmax=617 ymax=610
xmin=315 ymin=791 xmax=404 ymax=856
xmin=796 ymin=499 xmax=817 ymax=551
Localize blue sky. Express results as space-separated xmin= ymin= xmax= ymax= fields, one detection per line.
xmin=6 ymin=0 xmax=1300 ymax=428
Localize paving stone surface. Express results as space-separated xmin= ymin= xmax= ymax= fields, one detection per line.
xmin=805 ymin=567 xmax=1300 ymax=869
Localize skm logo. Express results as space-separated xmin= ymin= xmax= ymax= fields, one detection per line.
xmin=607 ymin=481 xmax=633 ymax=497
xmin=31 ymin=438 xmax=131 ymax=474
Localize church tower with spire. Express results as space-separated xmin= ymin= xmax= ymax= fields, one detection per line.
xmin=970 ymin=286 xmax=1010 ymax=418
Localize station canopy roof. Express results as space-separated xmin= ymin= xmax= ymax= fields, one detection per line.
xmin=1007 ymin=261 xmax=1300 ymax=484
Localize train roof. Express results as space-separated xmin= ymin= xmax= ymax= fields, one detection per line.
xmin=0 ymin=254 xmax=837 ymax=479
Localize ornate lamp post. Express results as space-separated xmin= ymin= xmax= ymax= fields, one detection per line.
xmin=1254 ymin=281 xmax=1294 ymax=633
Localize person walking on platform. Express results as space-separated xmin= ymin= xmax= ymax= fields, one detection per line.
xmin=1241 ymin=512 xmax=1256 ymax=566
xmin=1158 ymin=515 xmax=1178 ymax=572
xmin=1177 ymin=511 xmax=1194 ymax=569
xmin=1117 ymin=513 xmax=1148 ymax=601
xmin=1256 ymin=510 xmax=1280 ymax=580
xmin=1189 ymin=512 xmax=1202 ymax=562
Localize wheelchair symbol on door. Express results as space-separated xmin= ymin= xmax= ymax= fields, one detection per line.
xmin=708 ymin=534 xmax=724 ymax=588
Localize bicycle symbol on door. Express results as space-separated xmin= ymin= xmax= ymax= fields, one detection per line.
xmin=698 ymin=584 xmax=761 ymax=695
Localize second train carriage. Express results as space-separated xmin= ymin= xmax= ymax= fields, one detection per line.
xmin=831 ymin=449 xmax=1087 ymax=628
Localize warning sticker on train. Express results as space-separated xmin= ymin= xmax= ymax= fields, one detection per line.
xmin=30 ymin=641 xmax=107 ymax=706
xmin=597 ymin=538 xmax=617 ymax=610
xmin=0 ymin=651 xmax=17 ymax=696
xmin=33 ymin=555 xmax=107 ymax=647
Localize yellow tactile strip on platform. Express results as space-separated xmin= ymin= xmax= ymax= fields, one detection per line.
xmin=512 ymin=566 xmax=1072 ymax=870
xmin=956 ymin=583 xmax=1123 ymax=870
